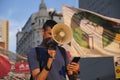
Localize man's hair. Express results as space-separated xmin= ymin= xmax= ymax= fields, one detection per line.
xmin=42 ymin=20 xmax=57 ymax=30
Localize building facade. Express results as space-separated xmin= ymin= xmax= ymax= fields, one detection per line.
xmin=79 ymin=0 xmax=120 ymax=19
xmin=16 ymin=0 xmax=63 ymax=56
xmin=0 ymin=20 xmax=9 ymax=51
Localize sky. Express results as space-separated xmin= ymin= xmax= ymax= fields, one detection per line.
xmin=0 ymin=0 xmax=78 ymax=53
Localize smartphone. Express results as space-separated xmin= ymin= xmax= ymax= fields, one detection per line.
xmin=72 ymin=57 xmax=80 ymax=63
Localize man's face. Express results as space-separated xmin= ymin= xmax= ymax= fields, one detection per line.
xmin=43 ymin=27 xmax=52 ymax=39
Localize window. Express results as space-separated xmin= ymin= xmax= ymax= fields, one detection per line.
xmin=42 ymin=19 xmax=44 ymax=23
xmin=59 ymin=17 xmax=61 ymax=20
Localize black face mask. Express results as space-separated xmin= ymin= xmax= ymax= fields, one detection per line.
xmin=43 ymin=38 xmax=58 ymax=50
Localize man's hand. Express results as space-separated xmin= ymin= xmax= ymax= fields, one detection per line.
xmin=67 ymin=62 xmax=80 ymax=75
xmin=48 ymin=50 xmax=56 ymax=59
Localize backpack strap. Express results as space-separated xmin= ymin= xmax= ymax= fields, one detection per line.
xmin=58 ymin=46 xmax=67 ymax=66
xmin=58 ymin=46 xmax=74 ymax=79
xmin=35 ymin=47 xmax=42 ymax=70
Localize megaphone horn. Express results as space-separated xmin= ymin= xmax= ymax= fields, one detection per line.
xmin=52 ymin=23 xmax=73 ymax=44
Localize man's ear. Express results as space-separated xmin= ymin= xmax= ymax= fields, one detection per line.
xmin=40 ymin=29 xmax=44 ymax=36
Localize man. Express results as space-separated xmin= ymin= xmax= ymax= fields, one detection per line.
xmin=27 ymin=20 xmax=79 ymax=80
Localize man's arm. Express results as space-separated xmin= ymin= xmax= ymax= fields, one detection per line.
xmin=31 ymin=49 xmax=56 ymax=80
xmin=32 ymin=57 xmax=54 ymax=80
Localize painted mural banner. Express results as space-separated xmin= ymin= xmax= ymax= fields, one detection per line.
xmin=62 ymin=5 xmax=120 ymax=78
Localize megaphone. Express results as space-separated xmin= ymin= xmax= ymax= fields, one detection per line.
xmin=52 ymin=23 xmax=73 ymax=44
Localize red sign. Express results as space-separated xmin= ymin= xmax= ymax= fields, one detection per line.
xmin=14 ymin=62 xmax=30 ymax=73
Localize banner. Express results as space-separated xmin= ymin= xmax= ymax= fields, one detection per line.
xmin=62 ymin=5 xmax=120 ymax=57
xmin=14 ymin=62 xmax=30 ymax=73
xmin=62 ymin=5 xmax=120 ymax=78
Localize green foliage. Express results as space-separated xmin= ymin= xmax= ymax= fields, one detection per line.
xmin=102 ymin=32 xmax=114 ymax=47
xmin=103 ymin=35 xmax=110 ymax=47
xmin=73 ymin=28 xmax=89 ymax=48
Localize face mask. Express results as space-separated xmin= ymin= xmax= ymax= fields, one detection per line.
xmin=44 ymin=38 xmax=58 ymax=50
